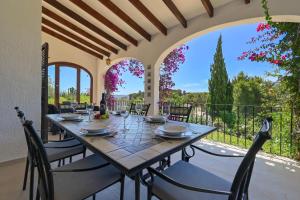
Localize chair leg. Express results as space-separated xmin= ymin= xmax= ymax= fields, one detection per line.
xmin=35 ymin=187 xmax=40 ymax=200
xmin=69 ymin=156 xmax=72 ymax=163
xmin=135 ymin=174 xmax=140 ymax=200
xmin=120 ymin=175 xmax=125 ymax=200
xmin=62 ymin=158 xmax=65 ymax=165
xmin=167 ymin=155 xmax=171 ymax=167
xmin=29 ymin=164 xmax=35 ymax=200
xmin=83 ymin=148 xmax=86 ymax=158
xmin=92 ymin=194 xmax=96 ymax=200
xmin=181 ymin=149 xmax=185 ymax=161
xmin=58 ymin=160 xmax=61 ymax=167
xmin=147 ymin=186 xmax=152 ymax=200
xmin=22 ymin=157 xmax=29 ymax=190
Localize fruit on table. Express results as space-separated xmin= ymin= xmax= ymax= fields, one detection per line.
xmin=94 ymin=112 xmax=109 ymax=120
xmin=94 ymin=113 xmax=101 ymax=119
xmin=101 ymin=112 xmax=109 ymax=119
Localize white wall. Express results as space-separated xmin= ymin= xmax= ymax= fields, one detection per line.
xmin=0 ymin=0 xmax=41 ymax=162
xmin=42 ymin=33 xmax=101 ymax=103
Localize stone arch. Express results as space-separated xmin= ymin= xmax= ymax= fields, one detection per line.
xmin=149 ymin=14 xmax=300 ymax=114
xmin=104 ymin=57 xmax=145 ymax=106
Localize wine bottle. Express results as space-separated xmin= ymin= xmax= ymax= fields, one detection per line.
xmin=100 ymin=93 xmax=106 ymax=115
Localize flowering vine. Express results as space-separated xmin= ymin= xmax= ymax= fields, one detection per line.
xmin=104 ymin=45 xmax=189 ymax=106
xmin=104 ymin=59 xmax=144 ymax=108
xmin=160 ymin=45 xmax=189 ymax=101
xmin=238 ymin=0 xmax=300 ymax=142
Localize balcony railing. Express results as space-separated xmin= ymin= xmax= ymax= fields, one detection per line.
xmin=110 ymin=100 xmax=299 ymax=159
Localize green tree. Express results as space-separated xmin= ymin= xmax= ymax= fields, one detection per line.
xmin=208 ymin=35 xmax=233 ymax=112
xmin=129 ymin=90 xmax=144 ymax=102
xmin=48 ymin=77 xmax=55 ymax=104
xmin=232 ymin=72 xmax=264 ymax=112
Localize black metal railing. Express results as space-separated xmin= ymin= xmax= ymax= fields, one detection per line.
xmin=159 ymin=102 xmax=299 ymax=159
xmin=111 ymin=100 xmax=299 ymax=159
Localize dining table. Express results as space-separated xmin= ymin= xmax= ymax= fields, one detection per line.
xmin=47 ymin=113 xmax=216 ymax=200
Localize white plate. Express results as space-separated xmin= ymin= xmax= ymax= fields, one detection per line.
xmin=75 ymin=110 xmax=88 ymax=114
xmin=145 ymin=116 xmax=165 ymax=123
xmin=81 ymin=125 xmax=107 ymax=133
xmin=60 ymin=114 xmax=81 ymax=120
xmin=155 ymin=130 xmax=192 ymax=139
xmin=80 ymin=129 xmax=116 ymax=136
xmin=111 ymin=111 xmax=121 ymax=115
xmin=158 ymin=125 xmax=187 ymax=136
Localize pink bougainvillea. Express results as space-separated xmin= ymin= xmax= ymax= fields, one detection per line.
xmin=104 ymin=45 xmax=189 ymax=106
xmin=256 ymin=23 xmax=271 ymax=32
xmin=160 ymin=45 xmax=189 ymax=101
xmin=104 ymin=59 xmax=144 ymax=107
xmin=238 ymin=23 xmax=291 ymax=66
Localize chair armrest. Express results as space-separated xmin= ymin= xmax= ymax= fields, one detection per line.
xmin=51 ymin=163 xmax=110 ymax=172
xmin=48 ymin=137 xmax=75 ymax=142
xmin=191 ymin=145 xmax=244 ymax=158
xmin=147 ymin=167 xmax=231 ymax=196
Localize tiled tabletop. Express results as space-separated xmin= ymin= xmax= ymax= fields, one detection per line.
xmin=47 ymin=114 xmax=216 ymax=175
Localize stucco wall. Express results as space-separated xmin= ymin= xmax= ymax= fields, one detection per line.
xmin=0 ymin=0 xmax=41 ymax=162
xmin=42 ymin=32 xmax=104 ymax=103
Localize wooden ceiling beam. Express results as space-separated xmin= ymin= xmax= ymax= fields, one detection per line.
xmin=201 ymin=0 xmax=214 ymax=18
xmin=128 ymin=0 xmax=167 ymax=35
xmin=43 ymin=0 xmax=127 ymax=50
xmin=42 ymin=7 xmax=118 ymax=54
xmin=42 ymin=26 xmax=103 ymax=59
xmin=42 ymin=17 xmax=110 ymax=57
xmin=162 ymin=0 xmax=187 ymax=28
xmin=70 ymin=0 xmax=138 ymax=46
xmin=98 ymin=0 xmax=151 ymax=41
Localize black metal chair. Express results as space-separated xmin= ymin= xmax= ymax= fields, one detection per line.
xmin=144 ymin=118 xmax=272 ymax=200
xmin=76 ymin=103 xmax=87 ymax=110
xmin=129 ymin=103 xmax=151 ymax=116
xmin=59 ymin=102 xmax=74 ymax=113
xmin=22 ymin=119 xmax=125 ymax=200
xmin=48 ymin=104 xmax=65 ymax=139
xmin=162 ymin=105 xmax=192 ymax=167
xmin=168 ymin=105 xmax=193 ymax=123
xmin=15 ymin=107 xmax=86 ymax=200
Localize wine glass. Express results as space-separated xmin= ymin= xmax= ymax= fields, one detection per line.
xmin=71 ymin=101 xmax=78 ymax=113
xmin=86 ymin=103 xmax=94 ymax=122
xmin=135 ymin=103 xmax=143 ymax=123
xmin=120 ymin=106 xmax=129 ymax=133
xmin=161 ymin=104 xmax=170 ymax=123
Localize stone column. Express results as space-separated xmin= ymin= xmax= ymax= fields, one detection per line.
xmin=144 ymin=63 xmax=160 ymax=115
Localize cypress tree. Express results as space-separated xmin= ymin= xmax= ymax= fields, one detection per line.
xmin=208 ymin=35 xmax=233 ymax=113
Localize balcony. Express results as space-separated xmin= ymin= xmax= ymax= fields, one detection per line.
xmin=1 ymin=0 xmax=300 ymax=200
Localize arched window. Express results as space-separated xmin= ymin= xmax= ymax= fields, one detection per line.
xmin=48 ymin=62 xmax=93 ymax=105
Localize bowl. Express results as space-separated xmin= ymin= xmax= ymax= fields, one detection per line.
xmin=158 ymin=124 xmax=187 ymax=136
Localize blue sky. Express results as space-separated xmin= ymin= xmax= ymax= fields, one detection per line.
xmin=115 ymin=22 xmax=275 ymax=95
xmin=48 ymin=65 xmax=91 ymax=92
xmin=51 ymin=22 xmax=275 ymax=95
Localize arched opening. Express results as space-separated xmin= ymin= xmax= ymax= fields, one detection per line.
xmin=104 ymin=58 xmax=144 ymax=109
xmin=154 ymin=18 xmax=300 ymax=158
xmin=48 ymin=62 xmax=93 ymax=105
xmin=154 ymin=16 xmax=300 ymax=105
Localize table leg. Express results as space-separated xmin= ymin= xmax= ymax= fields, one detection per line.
xmin=135 ymin=174 xmax=140 ymax=200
